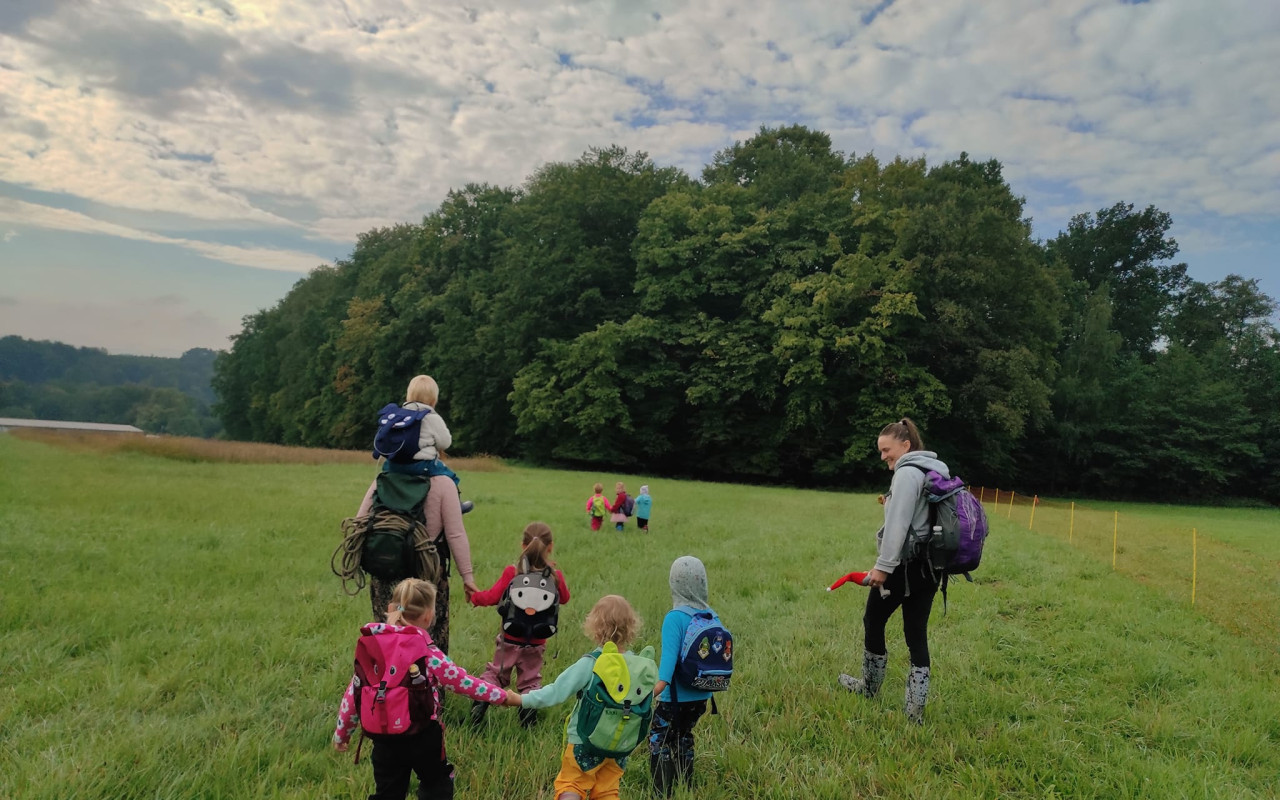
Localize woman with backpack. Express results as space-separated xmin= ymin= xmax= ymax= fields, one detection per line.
xmin=349 ymin=376 xmax=481 ymax=655
xmin=837 ymin=417 xmax=951 ymax=724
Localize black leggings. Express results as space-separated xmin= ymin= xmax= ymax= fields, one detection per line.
xmin=863 ymin=561 xmax=938 ymax=667
xmin=369 ymin=724 xmax=454 ymax=800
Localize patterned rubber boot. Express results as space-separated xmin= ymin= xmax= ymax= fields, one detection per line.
xmin=904 ymin=664 xmax=930 ymax=725
xmin=838 ymin=650 xmax=888 ymax=698
xmin=650 ymin=752 xmax=678 ymax=797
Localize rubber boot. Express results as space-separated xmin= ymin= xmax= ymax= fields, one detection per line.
xmin=650 ymin=753 xmax=679 ymax=797
xmin=468 ymin=699 xmax=489 ymax=726
xmin=904 ymin=663 xmax=930 ymax=725
xmin=678 ymin=752 xmax=695 ymax=789
xmin=518 ymin=707 xmax=539 ymax=728
xmin=838 ymin=650 xmax=888 ymax=698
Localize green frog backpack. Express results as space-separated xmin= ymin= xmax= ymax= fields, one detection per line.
xmin=573 ymin=642 xmax=658 ymax=759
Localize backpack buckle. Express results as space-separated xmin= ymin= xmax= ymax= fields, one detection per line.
xmin=375 ymin=680 xmax=388 ymax=702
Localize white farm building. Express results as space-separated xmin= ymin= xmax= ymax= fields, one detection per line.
xmin=0 ymin=418 xmax=143 ymax=434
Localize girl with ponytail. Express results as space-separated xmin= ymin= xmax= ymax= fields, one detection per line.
xmin=467 ymin=522 xmax=571 ymax=727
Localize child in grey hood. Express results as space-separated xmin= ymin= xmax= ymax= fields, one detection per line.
xmin=839 ymin=417 xmax=946 ymax=724
xmin=649 ymin=556 xmax=723 ymax=795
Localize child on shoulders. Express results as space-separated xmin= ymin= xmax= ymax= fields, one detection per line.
xmin=467 ymin=522 xmax=570 ymax=728
xmin=379 ymin=376 xmax=470 ymax=511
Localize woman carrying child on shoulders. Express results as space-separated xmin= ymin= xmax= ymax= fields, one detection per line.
xmin=353 ymin=375 xmax=480 ymax=652
xmin=838 ymin=417 xmax=947 ymax=724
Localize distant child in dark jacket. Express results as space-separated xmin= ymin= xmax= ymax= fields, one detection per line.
xmin=611 ymin=482 xmax=630 ymax=531
xmin=467 ymin=522 xmax=570 ymax=728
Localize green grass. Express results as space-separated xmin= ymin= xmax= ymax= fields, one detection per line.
xmin=1 ymin=434 xmax=1279 ymax=799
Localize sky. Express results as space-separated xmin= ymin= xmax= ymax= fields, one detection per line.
xmin=1 ymin=0 xmax=1278 ymax=357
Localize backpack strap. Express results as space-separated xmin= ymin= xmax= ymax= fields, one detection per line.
xmin=573 ymin=649 xmax=603 ymax=700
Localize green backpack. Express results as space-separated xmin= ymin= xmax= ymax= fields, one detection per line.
xmin=574 ymin=642 xmax=658 ymax=759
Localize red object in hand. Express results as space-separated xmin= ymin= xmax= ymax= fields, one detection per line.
xmin=828 ymin=571 xmax=871 ymax=591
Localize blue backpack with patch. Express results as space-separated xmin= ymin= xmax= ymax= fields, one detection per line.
xmin=672 ymin=606 xmax=733 ymax=700
xmin=372 ymin=403 xmax=431 ymax=464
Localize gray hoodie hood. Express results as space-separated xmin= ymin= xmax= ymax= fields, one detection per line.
xmin=892 ymin=450 xmax=950 ymax=479
xmin=670 ymin=556 xmax=709 ymax=610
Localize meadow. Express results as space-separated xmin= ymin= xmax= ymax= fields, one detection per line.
xmin=1 ymin=433 xmax=1278 ymax=799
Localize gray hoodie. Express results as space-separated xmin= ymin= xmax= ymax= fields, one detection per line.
xmin=670 ymin=555 xmax=709 ymax=610
xmin=875 ymin=450 xmax=950 ymax=573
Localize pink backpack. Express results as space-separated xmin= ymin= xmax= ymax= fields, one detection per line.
xmin=353 ymin=627 xmax=436 ymax=737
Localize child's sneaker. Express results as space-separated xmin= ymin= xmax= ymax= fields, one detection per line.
xmin=460 ymin=500 xmax=475 ymax=515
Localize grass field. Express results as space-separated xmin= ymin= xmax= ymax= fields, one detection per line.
xmin=2 ymin=434 xmax=1279 ymax=799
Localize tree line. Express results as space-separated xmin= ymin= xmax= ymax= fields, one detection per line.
xmin=212 ymin=126 xmax=1280 ymax=504
xmin=0 ymin=337 xmax=222 ymax=437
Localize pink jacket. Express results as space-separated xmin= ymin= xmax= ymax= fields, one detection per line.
xmin=333 ymin=623 xmax=506 ymax=744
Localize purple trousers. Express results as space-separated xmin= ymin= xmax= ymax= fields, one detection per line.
xmin=478 ymin=635 xmax=546 ymax=693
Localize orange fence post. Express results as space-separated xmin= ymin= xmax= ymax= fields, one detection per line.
xmin=1112 ymin=511 xmax=1118 ymax=569
xmin=1069 ymin=501 xmax=1075 ymax=544
xmin=993 ymin=488 xmax=999 ymax=508
xmin=1028 ymin=495 xmax=1038 ymax=530
xmin=979 ymin=486 xmax=985 ymax=503
xmin=1008 ymin=491 xmax=1015 ymax=519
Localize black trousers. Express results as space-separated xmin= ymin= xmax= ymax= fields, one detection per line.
xmin=368 ymin=724 xmax=454 ymax=800
xmin=862 ymin=560 xmax=939 ymax=667
xmin=648 ymin=699 xmax=707 ymax=794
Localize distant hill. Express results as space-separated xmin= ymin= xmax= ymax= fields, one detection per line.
xmin=0 ymin=336 xmax=222 ymax=436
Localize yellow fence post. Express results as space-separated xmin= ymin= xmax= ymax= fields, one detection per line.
xmin=1192 ymin=528 xmax=1197 ymax=605
xmin=1028 ymin=495 xmax=1037 ymax=530
xmin=1112 ymin=511 xmax=1118 ymax=569
xmin=979 ymin=486 xmax=985 ymax=503
xmin=993 ymin=488 xmax=999 ymax=508
xmin=1069 ymin=501 xmax=1075 ymax=544
xmin=1008 ymin=491 xmax=1015 ymax=519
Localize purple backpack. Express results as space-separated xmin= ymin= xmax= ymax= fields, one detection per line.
xmin=907 ymin=466 xmax=989 ymax=578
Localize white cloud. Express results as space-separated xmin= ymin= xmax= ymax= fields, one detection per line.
xmin=0 ymin=0 xmax=1277 ymax=256
xmin=0 ymin=198 xmax=328 ymax=272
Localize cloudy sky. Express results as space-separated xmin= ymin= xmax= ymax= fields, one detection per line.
xmin=2 ymin=0 xmax=1277 ymax=356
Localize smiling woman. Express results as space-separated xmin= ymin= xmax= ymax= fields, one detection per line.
xmin=838 ymin=416 xmax=951 ymax=725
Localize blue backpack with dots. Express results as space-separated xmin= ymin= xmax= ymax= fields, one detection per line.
xmin=372 ymin=403 xmax=431 ymax=464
